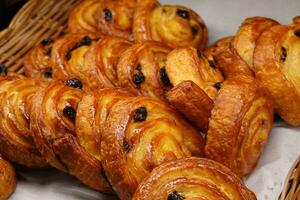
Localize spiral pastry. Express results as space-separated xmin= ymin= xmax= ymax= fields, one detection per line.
xmin=133 ymin=157 xmax=256 ymax=200
xmin=233 ymin=17 xmax=279 ymax=69
xmin=253 ymin=24 xmax=300 ymax=126
xmin=117 ymin=41 xmax=172 ymax=100
xmin=205 ymin=76 xmax=273 ymax=177
xmin=0 ymin=155 xmax=16 ymax=200
xmin=68 ymin=0 xmax=136 ymax=40
xmin=24 ymin=37 xmax=56 ymax=78
xmin=101 ymin=96 xmax=205 ymax=200
xmin=133 ymin=0 xmax=208 ymax=49
xmin=0 ymin=75 xmax=48 ymax=168
xmin=84 ymin=36 xmax=132 ymax=89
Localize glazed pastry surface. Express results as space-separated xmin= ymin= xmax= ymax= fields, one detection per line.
xmin=0 ymin=155 xmax=16 ymax=200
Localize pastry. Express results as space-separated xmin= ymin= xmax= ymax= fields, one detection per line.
xmin=0 ymin=75 xmax=48 ymax=168
xmin=0 ymin=155 xmax=16 ymax=200
xmin=253 ymin=24 xmax=300 ymax=126
xmin=132 ymin=157 xmax=257 ymax=200
xmin=133 ymin=0 xmax=208 ymax=49
xmin=68 ymin=0 xmax=136 ymax=40
xmin=205 ymin=76 xmax=273 ymax=176
xmin=117 ymin=41 xmax=172 ymax=100
xmin=101 ymin=96 xmax=205 ymax=200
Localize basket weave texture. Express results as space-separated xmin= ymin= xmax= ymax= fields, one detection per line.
xmin=0 ymin=0 xmax=299 ymax=199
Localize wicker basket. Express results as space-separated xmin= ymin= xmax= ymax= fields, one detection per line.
xmin=0 ymin=0 xmax=299 ymax=199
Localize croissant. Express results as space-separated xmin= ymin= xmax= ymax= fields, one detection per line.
xmin=0 ymin=155 xmax=16 ymax=200
xmin=101 ymin=96 xmax=205 ymax=200
xmin=233 ymin=17 xmax=279 ymax=69
xmin=133 ymin=0 xmax=208 ymax=49
xmin=24 ymin=37 xmax=55 ymax=78
xmin=205 ymin=75 xmax=273 ymax=176
xmin=253 ymin=24 xmax=300 ymax=126
xmin=117 ymin=41 xmax=172 ymax=100
xmin=68 ymin=0 xmax=136 ymax=40
xmin=0 ymin=75 xmax=48 ymax=168
xmin=132 ymin=157 xmax=256 ymax=200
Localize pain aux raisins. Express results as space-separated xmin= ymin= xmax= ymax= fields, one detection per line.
xmin=133 ymin=107 xmax=147 ymax=122
xmin=0 ymin=64 xmax=7 ymax=75
xmin=160 ymin=68 xmax=171 ymax=86
xmin=66 ymin=78 xmax=83 ymax=89
xmin=176 ymin=9 xmax=190 ymax=20
xmin=63 ymin=106 xmax=76 ymax=121
xmin=168 ymin=191 xmax=185 ymax=200
xmin=213 ymin=82 xmax=222 ymax=90
xmin=280 ymin=47 xmax=287 ymax=62
xmin=41 ymin=37 xmax=54 ymax=46
xmin=294 ymin=29 xmax=300 ymax=37
xmin=43 ymin=68 xmax=52 ymax=78
xmin=103 ymin=8 xmax=113 ymax=22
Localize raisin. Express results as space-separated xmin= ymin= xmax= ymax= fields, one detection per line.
xmin=66 ymin=51 xmax=72 ymax=60
xmin=103 ymin=8 xmax=113 ymax=22
xmin=168 ymin=191 xmax=185 ymax=200
xmin=79 ymin=36 xmax=92 ymax=46
xmin=0 ymin=64 xmax=7 ymax=75
xmin=160 ymin=68 xmax=171 ymax=86
xmin=63 ymin=106 xmax=76 ymax=121
xmin=43 ymin=68 xmax=52 ymax=78
xmin=208 ymin=58 xmax=217 ymax=69
xmin=133 ymin=107 xmax=147 ymax=122
xmin=132 ymin=71 xmax=145 ymax=86
xmin=66 ymin=78 xmax=83 ymax=89
xmin=280 ymin=47 xmax=287 ymax=62
xmin=123 ymin=140 xmax=130 ymax=152
xmin=41 ymin=37 xmax=53 ymax=46
xmin=294 ymin=29 xmax=300 ymax=37
xmin=213 ymin=82 xmax=222 ymax=90
xmin=191 ymin=26 xmax=198 ymax=35
xmin=176 ymin=9 xmax=190 ymax=20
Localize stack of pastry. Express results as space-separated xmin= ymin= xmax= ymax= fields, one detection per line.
xmin=0 ymin=0 xmax=300 ymax=199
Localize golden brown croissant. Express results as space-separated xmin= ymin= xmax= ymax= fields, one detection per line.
xmin=132 ymin=157 xmax=256 ymax=200
xmin=68 ymin=0 xmax=136 ymax=40
xmin=252 ymin=24 xmax=300 ymax=126
xmin=233 ymin=17 xmax=279 ymax=69
xmin=133 ymin=0 xmax=208 ymax=49
xmin=0 ymin=155 xmax=16 ymax=200
xmin=117 ymin=41 xmax=172 ymax=100
xmin=205 ymin=75 xmax=273 ymax=177
xmin=101 ymin=96 xmax=205 ymax=200
xmin=24 ymin=37 xmax=55 ymax=79
xmin=0 ymin=75 xmax=48 ymax=168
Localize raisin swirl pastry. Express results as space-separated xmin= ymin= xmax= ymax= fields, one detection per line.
xmin=0 ymin=75 xmax=48 ymax=168
xmin=101 ymin=96 xmax=205 ymax=200
xmin=133 ymin=157 xmax=256 ymax=200
xmin=233 ymin=17 xmax=279 ymax=69
xmin=30 ymin=80 xmax=113 ymax=193
xmin=117 ymin=41 xmax=172 ymax=100
xmin=205 ymin=75 xmax=273 ymax=177
xmin=0 ymin=155 xmax=16 ymax=200
xmin=253 ymin=24 xmax=300 ymax=126
xmin=24 ymin=37 xmax=55 ymax=78
xmin=133 ymin=0 xmax=208 ymax=49
xmin=68 ymin=0 xmax=136 ymax=40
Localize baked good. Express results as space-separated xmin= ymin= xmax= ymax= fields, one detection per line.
xmin=0 ymin=155 xmax=16 ymax=200
xmin=0 ymin=75 xmax=48 ymax=168
xmin=205 ymin=76 xmax=273 ymax=176
xmin=253 ymin=24 xmax=300 ymax=126
xmin=117 ymin=41 xmax=172 ymax=100
xmin=133 ymin=0 xmax=208 ymax=49
xmin=101 ymin=96 xmax=205 ymax=200
xmin=68 ymin=0 xmax=136 ymax=40
xmin=293 ymin=16 xmax=300 ymax=24
xmin=24 ymin=37 xmax=55 ymax=78
xmin=132 ymin=157 xmax=256 ymax=200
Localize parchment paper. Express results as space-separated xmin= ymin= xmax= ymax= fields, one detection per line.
xmin=10 ymin=0 xmax=300 ymax=199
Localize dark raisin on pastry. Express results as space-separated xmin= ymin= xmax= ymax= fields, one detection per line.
xmin=133 ymin=107 xmax=147 ymax=122
xmin=63 ymin=106 xmax=76 ymax=121
xmin=123 ymin=140 xmax=130 ymax=152
xmin=176 ymin=9 xmax=190 ymax=20
xmin=66 ymin=78 xmax=83 ymax=89
xmin=213 ymin=82 xmax=222 ymax=90
xmin=41 ymin=37 xmax=54 ymax=46
xmin=0 ymin=64 xmax=7 ymax=75
xmin=160 ymin=68 xmax=171 ymax=86
xmin=294 ymin=29 xmax=300 ymax=37
xmin=280 ymin=47 xmax=287 ymax=62
xmin=168 ymin=191 xmax=185 ymax=200
xmin=132 ymin=71 xmax=145 ymax=86
xmin=103 ymin=8 xmax=113 ymax=22
xmin=43 ymin=68 xmax=52 ymax=78
xmin=208 ymin=57 xmax=218 ymax=69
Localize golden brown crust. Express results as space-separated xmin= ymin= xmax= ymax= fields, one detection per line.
xmin=166 ymin=80 xmax=213 ymax=132
xmin=205 ymin=76 xmax=273 ymax=176
xmin=133 ymin=0 xmax=208 ymax=49
xmin=132 ymin=157 xmax=256 ymax=200
xmin=233 ymin=17 xmax=279 ymax=68
xmin=24 ymin=37 xmax=55 ymax=79
xmin=253 ymin=24 xmax=300 ymax=126
xmin=0 ymin=156 xmax=16 ymax=200
xmin=0 ymin=76 xmax=48 ymax=168
xmin=166 ymin=47 xmax=224 ymax=100
xmin=68 ymin=0 xmax=136 ymax=40
xmin=117 ymin=41 xmax=172 ymax=100
xmin=101 ymin=96 xmax=205 ymax=200
xmin=293 ymin=16 xmax=300 ymax=24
